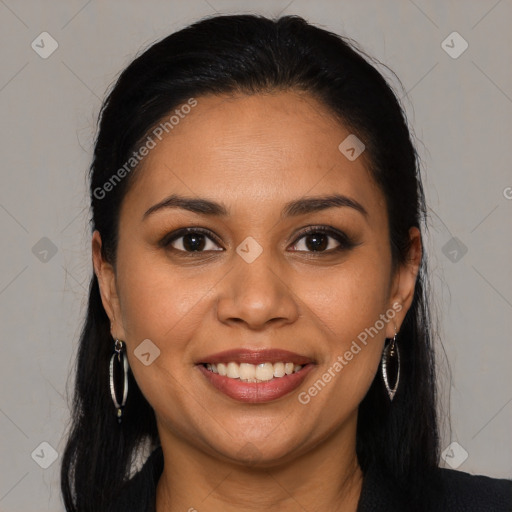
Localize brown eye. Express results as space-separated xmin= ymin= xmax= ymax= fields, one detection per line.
xmin=162 ymin=228 xmax=223 ymax=253
xmin=289 ymin=226 xmax=354 ymax=253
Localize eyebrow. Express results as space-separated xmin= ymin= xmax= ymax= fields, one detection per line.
xmin=142 ymin=193 xmax=368 ymax=220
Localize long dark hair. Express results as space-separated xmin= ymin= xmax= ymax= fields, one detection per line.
xmin=61 ymin=13 xmax=439 ymax=511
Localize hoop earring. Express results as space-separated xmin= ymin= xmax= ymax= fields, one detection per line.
xmin=381 ymin=327 xmax=400 ymax=401
xmin=109 ymin=339 xmax=129 ymax=423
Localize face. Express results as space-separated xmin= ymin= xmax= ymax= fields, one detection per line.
xmin=93 ymin=91 xmax=420 ymax=466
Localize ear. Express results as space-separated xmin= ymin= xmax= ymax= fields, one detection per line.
xmin=385 ymin=226 xmax=422 ymax=338
xmin=91 ymin=230 xmax=126 ymax=340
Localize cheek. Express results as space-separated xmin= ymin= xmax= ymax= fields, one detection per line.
xmin=115 ymin=251 xmax=215 ymax=421
xmin=115 ymin=246 xmax=203 ymax=342
xmin=295 ymin=252 xmax=392 ymax=405
xmin=116 ymin=232 xmax=392 ymax=415
xmin=302 ymin=252 xmax=392 ymax=342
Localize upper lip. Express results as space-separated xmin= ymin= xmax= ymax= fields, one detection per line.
xmin=197 ymin=348 xmax=314 ymax=366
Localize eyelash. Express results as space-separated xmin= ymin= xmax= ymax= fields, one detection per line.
xmin=160 ymin=225 xmax=355 ymax=256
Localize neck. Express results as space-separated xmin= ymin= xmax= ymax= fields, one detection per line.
xmin=155 ymin=414 xmax=363 ymax=512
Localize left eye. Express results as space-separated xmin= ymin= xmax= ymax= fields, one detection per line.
xmin=289 ymin=227 xmax=348 ymax=253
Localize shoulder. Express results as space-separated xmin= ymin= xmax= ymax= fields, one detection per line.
xmin=357 ymin=463 xmax=512 ymax=512
xmin=432 ymin=466 xmax=512 ymax=511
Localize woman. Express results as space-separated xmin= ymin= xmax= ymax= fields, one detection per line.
xmin=60 ymin=14 xmax=512 ymax=512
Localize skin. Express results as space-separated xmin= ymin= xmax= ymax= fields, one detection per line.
xmin=93 ymin=91 xmax=421 ymax=511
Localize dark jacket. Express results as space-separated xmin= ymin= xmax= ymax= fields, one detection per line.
xmin=110 ymin=446 xmax=512 ymax=511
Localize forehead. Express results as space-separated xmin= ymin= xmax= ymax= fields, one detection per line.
xmin=122 ymin=91 xmax=386 ymax=222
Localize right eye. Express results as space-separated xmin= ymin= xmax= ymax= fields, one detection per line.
xmin=162 ymin=228 xmax=224 ymax=253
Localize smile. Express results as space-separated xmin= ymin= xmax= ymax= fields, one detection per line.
xmin=197 ymin=361 xmax=315 ymax=403
xmin=203 ymin=361 xmax=303 ymax=382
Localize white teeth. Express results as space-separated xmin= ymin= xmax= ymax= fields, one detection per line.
xmin=255 ymin=362 xmax=274 ymax=381
xmin=204 ymin=361 xmax=304 ymax=382
xmin=226 ymin=362 xmax=239 ymax=379
xmin=273 ymin=362 xmax=285 ymax=378
xmin=239 ymin=363 xmax=256 ymax=380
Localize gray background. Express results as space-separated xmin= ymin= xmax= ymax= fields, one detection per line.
xmin=1 ymin=0 xmax=511 ymax=510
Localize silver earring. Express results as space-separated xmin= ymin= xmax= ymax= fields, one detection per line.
xmin=109 ymin=339 xmax=129 ymax=423
xmin=381 ymin=327 xmax=400 ymax=401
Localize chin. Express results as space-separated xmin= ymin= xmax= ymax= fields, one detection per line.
xmin=205 ymin=430 xmax=306 ymax=468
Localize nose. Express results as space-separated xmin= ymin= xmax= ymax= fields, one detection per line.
xmin=215 ymin=248 xmax=300 ymax=330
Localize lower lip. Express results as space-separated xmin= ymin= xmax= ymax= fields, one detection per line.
xmin=197 ymin=364 xmax=315 ymax=403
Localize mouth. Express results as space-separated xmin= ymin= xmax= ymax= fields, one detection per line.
xmin=202 ymin=361 xmax=305 ymax=382
xmin=196 ymin=348 xmax=316 ymax=403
